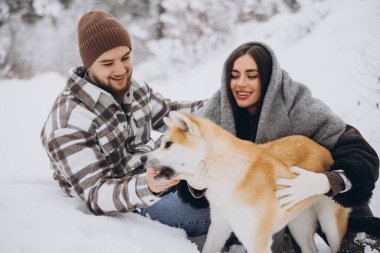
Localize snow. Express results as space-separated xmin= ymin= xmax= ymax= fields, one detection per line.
xmin=0 ymin=0 xmax=379 ymax=252
xmin=354 ymin=233 xmax=379 ymax=253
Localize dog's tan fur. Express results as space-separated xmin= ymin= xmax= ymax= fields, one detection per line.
xmin=143 ymin=112 xmax=350 ymax=253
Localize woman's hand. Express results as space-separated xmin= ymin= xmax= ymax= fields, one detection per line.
xmin=275 ymin=166 xmax=331 ymax=210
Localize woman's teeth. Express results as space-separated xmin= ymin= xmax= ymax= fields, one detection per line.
xmin=237 ymin=92 xmax=250 ymax=95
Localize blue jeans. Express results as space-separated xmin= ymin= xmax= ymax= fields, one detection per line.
xmin=139 ymin=192 xmax=210 ymax=237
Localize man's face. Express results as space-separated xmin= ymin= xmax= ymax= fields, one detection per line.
xmin=88 ymin=46 xmax=133 ymax=97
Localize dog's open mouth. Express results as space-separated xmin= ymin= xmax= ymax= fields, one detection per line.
xmin=154 ymin=166 xmax=175 ymax=181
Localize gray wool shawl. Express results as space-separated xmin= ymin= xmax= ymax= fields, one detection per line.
xmin=198 ymin=42 xmax=346 ymax=149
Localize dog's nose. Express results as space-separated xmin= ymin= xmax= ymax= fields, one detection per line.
xmin=140 ymin=155 xmax=147 ymax=164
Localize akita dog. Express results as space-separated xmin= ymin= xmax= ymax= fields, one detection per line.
xmin=141 ymin=111 xmax=350 ymax=253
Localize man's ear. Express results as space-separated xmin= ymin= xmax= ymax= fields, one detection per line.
xmin=169 ymin=111 xmax=200 ymax=137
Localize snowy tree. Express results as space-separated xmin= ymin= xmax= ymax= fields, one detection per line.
xmin=235 ymin=0 xmax=300 ymax=22
xmin=0 ymin=0 xmax=301 ymax=79
xmin=0 ymin=0 xmax=71 ymax=77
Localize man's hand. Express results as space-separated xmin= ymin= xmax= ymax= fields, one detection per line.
xmin=275 ymin=166 xmax=331 ymax=210
xmin=146 ymin=168 xmax=179 ymax=194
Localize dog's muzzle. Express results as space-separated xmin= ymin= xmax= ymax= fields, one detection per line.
xmin=140 ymin=155 xmax=176 ymax=181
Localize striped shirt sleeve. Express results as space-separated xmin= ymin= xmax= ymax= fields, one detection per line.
xmin=147 ymin=84 xmax=205 ymax=131
xmin=46 ymin=127 xmax=160 ymax=215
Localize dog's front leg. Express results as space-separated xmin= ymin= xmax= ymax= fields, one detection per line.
xmin=202 ymin=208 xmax=232 ymax=253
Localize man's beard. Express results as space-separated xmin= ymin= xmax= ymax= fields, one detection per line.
xmin=92 ymin=72 xmax=132 ymax=97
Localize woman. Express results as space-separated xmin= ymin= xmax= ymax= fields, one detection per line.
xmin=198 ymin=42 xmax=379 ymax=251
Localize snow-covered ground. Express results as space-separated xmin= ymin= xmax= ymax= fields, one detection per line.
xmin=0 ymin=0 xmax=379 ymax=252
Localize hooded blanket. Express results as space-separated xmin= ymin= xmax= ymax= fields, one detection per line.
xmin=199 ymin=42 xmax=346 ymax=149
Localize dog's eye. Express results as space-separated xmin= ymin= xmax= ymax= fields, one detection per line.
xmin=164 ymin=141 xmax=173 ymax=149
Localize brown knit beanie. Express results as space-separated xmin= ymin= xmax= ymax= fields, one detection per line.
xmin=77 ymin=10 xmax=132 ymax=68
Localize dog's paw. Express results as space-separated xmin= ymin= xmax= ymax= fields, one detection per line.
xmin=227 ymin=244 xmax=246 ymax=253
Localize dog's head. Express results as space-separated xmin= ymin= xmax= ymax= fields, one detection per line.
xmin=140 ymin=111 xmax=208 ymax=183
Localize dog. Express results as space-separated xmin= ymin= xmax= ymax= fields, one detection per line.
xmin=140 ymin=111 xmax=351 ymax=253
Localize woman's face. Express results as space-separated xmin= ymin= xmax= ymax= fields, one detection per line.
xmin=230 ymin=54 xmax=261 ymax=115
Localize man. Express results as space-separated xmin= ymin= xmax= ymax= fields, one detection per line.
xmin=40 ymin=11 xmax=205 ymax=222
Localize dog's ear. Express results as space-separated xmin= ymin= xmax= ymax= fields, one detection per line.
xmin=169 ymin=111 xmax=200 ymax=137
xmin=163 ymin=116 xmax=175 ymax=129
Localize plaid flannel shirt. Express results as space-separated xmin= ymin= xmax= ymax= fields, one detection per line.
xmin=41 ymin=66 xmax=204 ymax=215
